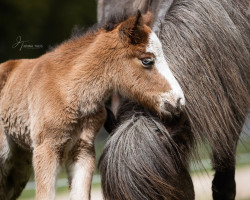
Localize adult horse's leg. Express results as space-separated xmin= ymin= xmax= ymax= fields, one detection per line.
xmin=0 ymin=128 xmax=32 ymax=200
xmin=211 ymin=140 xmax=238 ymax=200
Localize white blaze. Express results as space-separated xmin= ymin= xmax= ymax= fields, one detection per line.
xmin=146 ymin=32 xmax=185 ymax=107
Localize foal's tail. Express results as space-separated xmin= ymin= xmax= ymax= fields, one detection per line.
xmin=99 ymin=101 xmax=194 ymax=200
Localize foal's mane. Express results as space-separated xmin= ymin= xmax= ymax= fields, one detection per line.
xmin=48 ymin=12 xmax=133 ymax=52
xmin=70 ymin=12 xmax=132 ymax=39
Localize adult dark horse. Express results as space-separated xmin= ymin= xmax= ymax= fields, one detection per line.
xmin=98 ymin=0 xmax=250 ymax=199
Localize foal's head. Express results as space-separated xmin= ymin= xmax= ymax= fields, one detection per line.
xmin=102 ymin=11 xmax=185 ymax=116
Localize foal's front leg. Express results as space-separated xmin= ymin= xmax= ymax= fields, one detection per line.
xmin=33 ymin=139 xmax=62 ymax=200
xmin=67 ymin=112 xmax=105 ymax=200
xmin=68 ymin=135 xmax=96 ymax=200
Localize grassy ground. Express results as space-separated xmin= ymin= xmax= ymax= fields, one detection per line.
xmin=19 ymin=165 xmax=250 ymax=200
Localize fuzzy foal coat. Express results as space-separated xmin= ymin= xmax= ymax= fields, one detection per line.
xmin=0 ymin=13 xmax=180 ymax=199
xmin=0 ymin=33 xmax=108 ymax=199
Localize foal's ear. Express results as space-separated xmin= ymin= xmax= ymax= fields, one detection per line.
xmin=119 ymin=10 xmax=147 ymax=44
xmin=143 ymin=11 xmax=154 ymax=27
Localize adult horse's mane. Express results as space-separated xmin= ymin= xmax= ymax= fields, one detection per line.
xmin=100 ymin=100 xmax=195 ymax=200
xmin=160 ymin=0 xmax=249 ymax=164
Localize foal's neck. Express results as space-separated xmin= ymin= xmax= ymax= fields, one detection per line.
xmin=51 ymin=30 xmax=115 ymax=114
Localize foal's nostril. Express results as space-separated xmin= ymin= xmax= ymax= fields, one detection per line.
xmin=176 ymin=98 xmax=181 ymax=111
xmin=164 ymin=102 xmax=179 ymax=115
xmin=164 ymin=98 xmax=184 ymax=116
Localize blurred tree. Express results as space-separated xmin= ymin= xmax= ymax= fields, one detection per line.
xmin=0 ymin=0 xmax=97 ymax=62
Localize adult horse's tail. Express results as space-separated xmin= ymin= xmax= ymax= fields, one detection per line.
xmin=99 ymin=101 xmax=194 ymax=200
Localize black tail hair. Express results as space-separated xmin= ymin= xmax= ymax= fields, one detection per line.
xmin=99 ymin=101 xmax=194 ymax=200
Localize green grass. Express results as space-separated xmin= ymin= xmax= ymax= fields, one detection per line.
xmin=237 ymin=139 xmax=250 ymax=154
xmin=18 ymin=183 xmax=102 ymax=199
xmin=19 ymin=190 xmax=36 ymax=199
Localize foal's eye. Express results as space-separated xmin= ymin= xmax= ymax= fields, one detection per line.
xmin=141 ymin=58 xmax=155 ymax=68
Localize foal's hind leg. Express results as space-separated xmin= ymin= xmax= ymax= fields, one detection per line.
xmin=211 ymin=140 xmax=238 ymax=200
xmin=0 ymin=129 xmax=32 ymax=200
xmin=0 ymin=127 xmax=10 ymax=199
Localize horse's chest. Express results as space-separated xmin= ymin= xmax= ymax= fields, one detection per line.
xmin=0 ymin=107 xmax=31 ymax=150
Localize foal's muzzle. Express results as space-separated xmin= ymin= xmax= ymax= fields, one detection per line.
xmin=164 ymin=97 xmax=184 ymax=116
xmin=160 ymin=90 xmax=185 ymax=117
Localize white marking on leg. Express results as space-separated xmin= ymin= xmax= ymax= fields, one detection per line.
xmin=146 ymin=32 xmax=185 ymax=107
xmin=69 ymin=157 xmax=94 ymax=200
